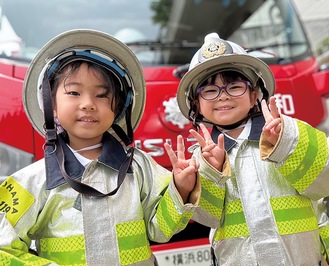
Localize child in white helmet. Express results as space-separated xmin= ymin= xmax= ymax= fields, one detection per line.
xmin=0 ymin=29 xmax=200 ymax=265
xmin=167 ymin=32 xmax=329 ymax=265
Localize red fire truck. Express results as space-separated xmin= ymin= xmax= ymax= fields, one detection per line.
xmin=1 ymin=0 xmax=329 ymax=265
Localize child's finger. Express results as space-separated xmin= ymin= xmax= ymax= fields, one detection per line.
xmin=217 ymin=134 xmax=225 ymax=150
xmin=164 ymin=142 xmax=178 ymax=165
xmin=188 ymin=158 xmax=199 ymax=172
xmin=176 ymin=135 xmax=186 ymax=160
xmin=264 ymin=117 xmax=281 ymax=131
xmin=269 ymin=97 xmax=280 ymax=119
xmin=261 ymin=99 xmax=272 ymax=123
xmin=189 ymin=129 xmax=206 ymax=147
xmin=199 ymin=123 xmax=212 ymax=144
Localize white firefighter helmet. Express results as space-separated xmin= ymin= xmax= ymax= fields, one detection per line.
xmin=176 ymin=32 xmax=275 ymax=122
xmin=23 ymin=29 xmax=145 ymax=145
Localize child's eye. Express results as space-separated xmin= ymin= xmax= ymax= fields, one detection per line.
xmin=96 ymin=93 xmax=109 ymax=98
xmin=204 ymin=88 xmax=218 ymax=93
xmin=229 ymin=85 xmax=242 ymax=90
xmin=65 ymin=91 xmax=80 ymax=96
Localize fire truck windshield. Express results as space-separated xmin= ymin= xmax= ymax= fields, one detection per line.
xmin=0 ymin=0 xmax=311 ymax=65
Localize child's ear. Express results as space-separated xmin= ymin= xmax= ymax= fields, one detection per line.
xmin=252 ymin=91 xmax=259 ymax=104
xmin=193 ymin=99 xmax=202 ymax=115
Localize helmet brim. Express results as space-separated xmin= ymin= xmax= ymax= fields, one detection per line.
xmin=23 ymin=29 xmax=146 ymax=138
xmin=177 ymin=54 xmax=275 ymax=120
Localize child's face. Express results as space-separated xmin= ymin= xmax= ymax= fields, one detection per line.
xmin=198 ymin=73 xmax=258 ymax=127
xmin=53 ymin=63 xmax=116 ymax=149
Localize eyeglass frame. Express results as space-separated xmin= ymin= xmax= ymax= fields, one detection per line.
xmin=196 ymin=80 xmax=251 ymax=100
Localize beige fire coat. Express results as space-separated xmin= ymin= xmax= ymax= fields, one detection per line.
xmin=192 ymin=115 xmax=329 ymax=266
xmin=0 ymin=133 xmax=199 ymax=265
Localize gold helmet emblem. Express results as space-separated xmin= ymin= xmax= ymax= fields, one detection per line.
xmin=202 ymin=42 xmax=227 ymax=59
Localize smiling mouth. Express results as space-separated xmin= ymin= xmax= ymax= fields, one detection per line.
xmin=77 ymin=117 xmax=98 ymax=124
xmin=78 ymin=119 xmax=97 ymax=122
xmin=215 ymin=106 xmax=233 ymax=111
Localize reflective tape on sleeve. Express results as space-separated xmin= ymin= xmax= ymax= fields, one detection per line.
xmin=199 ymin=175 xmax=225 ymax=219
xmin=156 ymin=190 xmax=193 ymax=238
xmin=279 ymin=120 xmax=328 ymax=192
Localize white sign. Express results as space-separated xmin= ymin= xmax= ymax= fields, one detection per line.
xmin=154 ymin=244 xmax=212 ymax=266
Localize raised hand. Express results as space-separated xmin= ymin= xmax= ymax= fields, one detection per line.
xmin=261 ymin=96 xmax=282 ymax=145
xmin=189 ymin=123 xmax=225 ymax=171
xmin=164 ymin=135 xmax=199 ymax=203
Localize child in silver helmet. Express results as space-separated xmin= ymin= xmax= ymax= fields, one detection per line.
xmin=166 ymin=32 xmax=329 ymax=265
xmin=0 ymin=29 xmax=200 ymax=265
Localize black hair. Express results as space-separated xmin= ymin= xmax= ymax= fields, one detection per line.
xmin=200 ymin=70 xmax=254 ymax=89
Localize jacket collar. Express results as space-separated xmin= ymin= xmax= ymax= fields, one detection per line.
xmin=210 ymin=115 xmax=265 ymax=152
xmin=45 ymin=132 xmax=132 ymax=190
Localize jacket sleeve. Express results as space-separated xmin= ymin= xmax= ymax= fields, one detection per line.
xmin=311 ymin=198 xmax=329 ymax=263
xmin=0 ymin=161 xmax=56 ymax=265
xmin=260 ymin=114 xmax=329 ymax=200
xmin=132 ymin=149 xmax=199 ymax=243
xmin=190 ymin=147 xmax=231 ymax=229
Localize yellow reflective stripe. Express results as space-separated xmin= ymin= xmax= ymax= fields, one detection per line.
xmin=214 ymin=200 xmax=249 ymax=241
xmin=279 ymin=120 xmax=328 ymax=192
xmin=156 ymin=190 xmax=193 ymax=238
xmin=39 ymin=235 xmax=86 ymax=265
xmin=271 ymin=196 xmax=318 ymax=234
xmin=214 ymin=196 xmax=317 ymax=241
xmin=320 ymin=225 xmax=329 ymax=258
xmin=0 ymin=249 xmax=53 ymax=266
xmin=0 ymin=251 xmax=11 ymax=266
xmin=0 ymin=176 xmax=35 ymax=226
xmin=199 ymin=175 xmax=225 ymax=218
xmin=116 ymin=220 xmax=151 ymax=265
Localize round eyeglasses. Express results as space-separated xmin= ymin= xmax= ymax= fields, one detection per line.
xmin=196 ymin=80 xmax=251 ymax=100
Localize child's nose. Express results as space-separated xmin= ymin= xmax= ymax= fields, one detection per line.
xmin=80 ymin=96 xmax=96 ymax=111
xmin=217 ymin=88 xmax=230 ymax=99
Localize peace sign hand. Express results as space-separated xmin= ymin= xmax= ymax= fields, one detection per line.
xmin=164 ymin=135 xmax=199 ymax=203
xmin=189 ymin=123 xmax=225 ymax=171
xmin=261 ymin=96 xmax=282 ymax=145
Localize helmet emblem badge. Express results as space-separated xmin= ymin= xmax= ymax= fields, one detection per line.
xmin=202 ymin=42 xmax=227 ymax=59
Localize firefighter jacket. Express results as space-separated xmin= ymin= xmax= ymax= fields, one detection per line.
xmin=0 ymin=132 xmax=199 ymax=265
xmin=192 ymin=114 xmax=329 ymax=266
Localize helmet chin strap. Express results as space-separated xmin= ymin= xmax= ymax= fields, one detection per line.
xmin=111 ymin=102 xmax=134 ymax=146
xmin=111 ymin=90 xmax=134 ymax=147
xmin=42 ymin=73 xmax=57 ymax=151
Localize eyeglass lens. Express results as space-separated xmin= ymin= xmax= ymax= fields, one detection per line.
xmin=198 ymin=80 xmax=249 ymax=100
